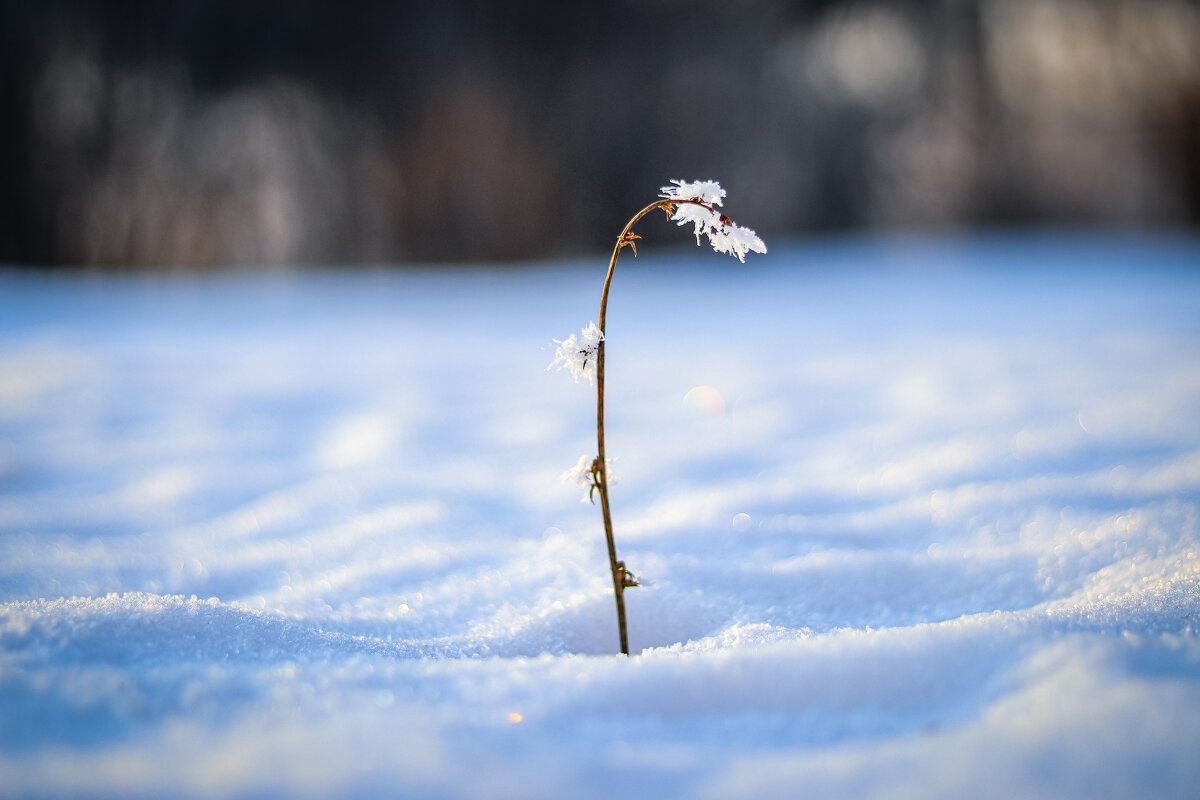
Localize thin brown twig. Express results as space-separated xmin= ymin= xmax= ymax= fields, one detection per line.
xmin=593 ymin=196 xmax=713 ymax=655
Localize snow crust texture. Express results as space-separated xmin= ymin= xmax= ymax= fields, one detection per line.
xmin=2 ymin=235 xmax=1199 ymax=799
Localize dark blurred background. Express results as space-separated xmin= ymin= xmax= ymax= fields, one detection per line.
xmin=2 ymin=0 xmax=1198 ymax=269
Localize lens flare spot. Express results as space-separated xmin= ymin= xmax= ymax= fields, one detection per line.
xmin=682 ymin=385 xmax=726 ymax=420
xmin=508 ymin=712 xmax=523 ymax=723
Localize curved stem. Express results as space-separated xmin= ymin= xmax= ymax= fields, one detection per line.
xmin=593 ymin=197 xmax=696 ymax=655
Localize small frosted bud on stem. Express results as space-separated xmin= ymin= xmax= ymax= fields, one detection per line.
xmin=548 ymin=322 xmax=604 ymax=385
xmin=561 ymin=454 xmax=616 ymax=503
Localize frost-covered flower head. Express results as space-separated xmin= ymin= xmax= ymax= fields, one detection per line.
xmin=658 ymin=178 xmax=767 ymax=263
xmin=549 ymin=322 xmax=604 ymax=384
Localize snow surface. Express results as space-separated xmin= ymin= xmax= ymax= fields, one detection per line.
xmin=2 ymin=234 xmax=1199 ymax=799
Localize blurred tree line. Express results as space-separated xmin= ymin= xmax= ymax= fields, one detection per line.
xmin=2 ymin=0 xmax=1198 ymax=269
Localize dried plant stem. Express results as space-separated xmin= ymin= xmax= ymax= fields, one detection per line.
xmin=594 ymin=197 xmax=709 ymax=655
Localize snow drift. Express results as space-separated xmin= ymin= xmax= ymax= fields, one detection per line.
xmin=1 ymin=234 xmax=1198 ymax=798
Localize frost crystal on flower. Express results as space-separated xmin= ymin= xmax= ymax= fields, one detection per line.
xmin=670 ymin=203 xmax=723 ymax=246
xmin=659 ymin=178 xmax=767 ymax=262
xmin=549 ymin=322 xmax=604 ymax=384
xmin=709 ymin=220 xmax=768 ymax=263
xmin=660 ymin=179 xmax=726 ymax=207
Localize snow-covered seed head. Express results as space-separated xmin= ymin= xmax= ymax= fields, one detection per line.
xmin=549 ymin=322 xmax=604 ymax=385
xmin=659 ymin=179 xmax=767 ymax=262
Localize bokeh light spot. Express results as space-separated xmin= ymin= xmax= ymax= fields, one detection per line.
xmin=682 ymin=385 xmax=726 ymax=420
